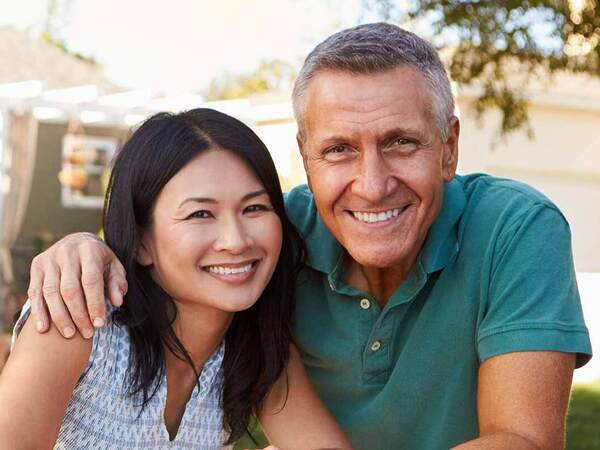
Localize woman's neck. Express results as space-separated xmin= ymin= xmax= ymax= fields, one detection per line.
xmin=165 ymin=302 xmax=232 ymax=371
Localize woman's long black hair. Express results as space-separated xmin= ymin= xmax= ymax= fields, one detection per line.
xmin=102 ymin=108 xmax=304 ymax=444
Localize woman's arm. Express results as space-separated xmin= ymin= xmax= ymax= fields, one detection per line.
xmin=259 ymin=345 xmax=353 ymax=450
xmin=0 ymin=313 xmax=91 ymax=449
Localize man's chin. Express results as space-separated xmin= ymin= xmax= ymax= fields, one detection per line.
xmin=345 ymin=246 xmax=409 ymax=270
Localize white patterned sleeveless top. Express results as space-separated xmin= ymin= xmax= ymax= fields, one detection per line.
xmin=12 ymin=301 xmax=232 ymax=449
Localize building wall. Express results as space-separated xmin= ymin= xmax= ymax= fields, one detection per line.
xmin=457 ymin=99 xmax=600 ymax=272
xmin=253 ymin=121 xmax=307 ymax=192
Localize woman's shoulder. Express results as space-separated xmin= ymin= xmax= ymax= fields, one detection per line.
xmin=11 ymin=300 xmax=92 ymax=358
xmin=11 ymin=300 xmax=130 ymax=380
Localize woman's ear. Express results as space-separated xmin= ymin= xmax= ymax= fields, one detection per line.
xmin=136 ymin=231 xmax=154 ymax=267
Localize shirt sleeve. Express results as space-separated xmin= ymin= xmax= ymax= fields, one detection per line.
xmin=10 ymin=299 xmax=32 ymax=351
xmin=477 ymin=203 xmax=592 ymax=367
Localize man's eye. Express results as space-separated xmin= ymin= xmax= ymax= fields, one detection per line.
xmin=390 ymin=136 xmax=416 ymax=146
xmin=329 ymin=145 xmax=349 ymax=153
xmin=187 ymin=210 xmax=212 ymax=219
xmin=244 ymin=204 xmax=272 ymax=214
xmin=323 ymin=144 xmax=355 ymax=160
xmin=386 ymin=137 xmax=418 ymax=152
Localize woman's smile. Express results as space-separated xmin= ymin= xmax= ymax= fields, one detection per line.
xmin=202 ymin=259 xmax=260 ymax=285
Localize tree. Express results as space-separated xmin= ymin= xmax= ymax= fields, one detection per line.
xmin=361 ymin=0 xmax=600 ymax=137
xmin=41 ymin=0 xmax=97 ymax=64
xmin=202 ymin=59 xmax=297 ymax=101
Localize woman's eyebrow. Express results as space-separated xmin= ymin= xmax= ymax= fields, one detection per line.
xmin=241 ymin=189 xmax=268 ymax=202
xmin=177 ymin=197 xmax=217 ymax=209
xmin=177 ymin=189 xmax=267 ymax=209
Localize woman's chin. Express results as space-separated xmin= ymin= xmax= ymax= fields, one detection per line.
xmin=216 ymin=295 xmax=260 ymax=313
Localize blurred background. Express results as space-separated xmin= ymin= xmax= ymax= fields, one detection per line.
xmin=0 ymin=0 xmax=598 ymax=446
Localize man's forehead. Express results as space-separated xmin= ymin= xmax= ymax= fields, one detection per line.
xmin=303 ymin=69 xmax=432 ymax=141
xmin=306 ymin=66 xmax=426 ymax=93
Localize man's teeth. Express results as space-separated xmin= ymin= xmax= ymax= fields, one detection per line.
xmin=207 ymin=264 xmax=253 ymax=275
xmin=352 ymin=208 xmax=402 ymax=223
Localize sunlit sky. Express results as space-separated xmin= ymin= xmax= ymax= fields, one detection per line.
xmin=0 ymin=0 xmax=373 ymax=92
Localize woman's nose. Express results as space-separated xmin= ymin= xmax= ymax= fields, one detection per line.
xmin=212 ymin=216 xmax=252 ymax=254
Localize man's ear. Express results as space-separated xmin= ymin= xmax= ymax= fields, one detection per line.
xmin=441 ymin=116 xmax=460 ymax=182
xmin=296 ymin=131 xmax=309 ymax=174
xmin=136 ymin=232 xmax=153 ymax=267
xmin=296 ymin=131 xmax=312 ymax=190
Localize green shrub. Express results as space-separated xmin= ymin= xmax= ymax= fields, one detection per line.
xmin=567 ymin=380 xmax=600 ymax=450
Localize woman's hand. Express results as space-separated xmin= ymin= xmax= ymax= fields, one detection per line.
xmin=28 ymin=232 xmax=128 ymax=338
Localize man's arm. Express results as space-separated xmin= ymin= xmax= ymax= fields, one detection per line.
xmin=453 ymin=201 xmax=589 ymax=449
xmin=28 ymin=232 xmax=127 ymax=338
xmin=453 ymin=351 xmax=575 ymax=450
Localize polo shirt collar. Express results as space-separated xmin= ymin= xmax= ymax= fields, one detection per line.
xmin=303 ymin=206 xmax=343 ymax=276
xmin=304 ymin=177 xmax=466 ymax=277
xmin=420 ymin=177 xmax=466 ymax=274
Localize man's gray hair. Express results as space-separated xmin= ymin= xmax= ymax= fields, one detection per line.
xmin=292 ymin=22 xmax=455 ymax=140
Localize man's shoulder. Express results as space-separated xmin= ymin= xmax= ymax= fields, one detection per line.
xmin=453 ymin=173 xmax=571 ymax=259
xmin=459 ymin=173 xmax=564 ymax=222
xmin=284 ymin=184 xmax=317 ymax=237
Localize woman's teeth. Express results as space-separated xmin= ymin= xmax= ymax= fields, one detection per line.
xmin=206 ymin=264 xmax=253 ymax=275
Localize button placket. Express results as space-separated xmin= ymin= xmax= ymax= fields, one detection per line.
xmin=361 ymin=308 xmax=395 ymax=381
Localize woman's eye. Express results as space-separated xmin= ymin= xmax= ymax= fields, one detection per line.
xmin=244 ymin=204 xmax=271 ymax=214
xmin=187 ymin=210 xmax=212 ymax=219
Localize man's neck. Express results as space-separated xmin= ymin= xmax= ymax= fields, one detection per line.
xmin=343 ymin=253 xmax=416 ymax=307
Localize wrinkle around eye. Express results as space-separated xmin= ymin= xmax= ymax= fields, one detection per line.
xmin=322 ymin=144 xmax=359 ymax=162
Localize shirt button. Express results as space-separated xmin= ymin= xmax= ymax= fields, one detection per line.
xmin=360 ymin=298 xmax=371 ymax=310
xmin=328 ymin=280 xmax=335 ymax=291
xmin=370 ymin=340 xmax=382 ymax=352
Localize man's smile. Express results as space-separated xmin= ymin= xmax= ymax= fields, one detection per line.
xmin=347 ymin=205 xmax=412 ymax=225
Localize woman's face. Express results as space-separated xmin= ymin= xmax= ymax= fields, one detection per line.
xmin=137 ymin=148 xmax=283 ymax=314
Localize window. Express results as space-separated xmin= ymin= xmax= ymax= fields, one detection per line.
xmin=59 ymin=134 xmax=117 ymax=208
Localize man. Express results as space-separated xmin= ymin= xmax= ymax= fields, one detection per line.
xmin=26 ymin=23 xmax=591 ymax=449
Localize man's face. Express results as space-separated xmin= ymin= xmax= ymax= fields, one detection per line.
xmin=298 ymin=67 xmax=459 ymax=270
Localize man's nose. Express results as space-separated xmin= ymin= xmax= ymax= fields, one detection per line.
xmin=351 ymin=148 xmax=397 ymax=203
xmin=212 ymin=216 xmax=252 ymax=254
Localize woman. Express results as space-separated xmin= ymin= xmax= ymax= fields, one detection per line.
xmin=0 ymin=109 xmax=351 ymax=449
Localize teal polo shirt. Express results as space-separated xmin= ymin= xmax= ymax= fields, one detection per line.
xmin=284 ymin=173 xmax=592 ymax=450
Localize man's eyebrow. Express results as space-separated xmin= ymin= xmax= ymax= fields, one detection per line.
xmin=319 ymin=135 xmax=351 ymax=145
xmin=317 ymin=127 xmax=422 ymax=145
xmin=380 ymin=127 xmax=423 ymax=141
xmin=177 ymin=189 xmax=268 ymax=209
